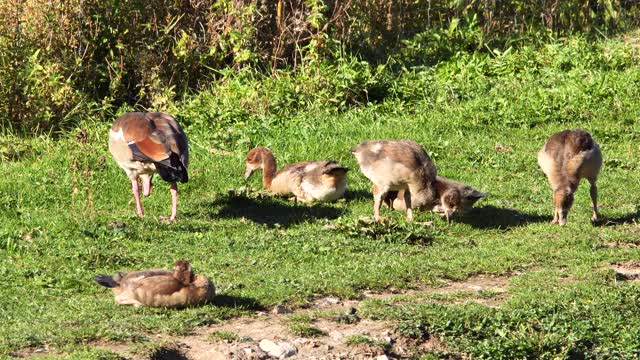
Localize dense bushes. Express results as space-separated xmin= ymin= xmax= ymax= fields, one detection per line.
xmin=1 ymin=0 xmax=639 ymax=133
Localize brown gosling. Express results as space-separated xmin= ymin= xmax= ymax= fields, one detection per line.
xmin=537 ymin=129 xmax=602 ymax=226
xmin=351 ymin=139 xmax=438 ymax=221
xmin=244 ymin=147 xmax=349 ymax=202
xmin=375 ymin=176 xmax=487 ymax=222
xmin=95 ymin=260 xmax=215 ymax=308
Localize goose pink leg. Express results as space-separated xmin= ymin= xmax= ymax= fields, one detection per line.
xmin=131 ymin=178 xmax=144 ymax=217
xmin=169 ymin=182 xmax=178 ymax=221
xmin=142 ymin=175 xmax=152 ymax=196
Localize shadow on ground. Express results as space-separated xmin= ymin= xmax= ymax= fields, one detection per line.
xmin=194 ymin=190 xmax=344 ymax=227
xmin=593 ymin=211 xmax=640 ymax=227
xmin=343 ymin=188 xmax=371 ymax=202
xmin=212 ymin=294 xmax=265 ymax=311
xmin=149 ymin=345 xmax=189 ymax=360
xmin=458 ymin=205 xmax=552 ymax=229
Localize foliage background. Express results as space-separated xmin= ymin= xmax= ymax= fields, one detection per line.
xmin=1 ymin=0 xmax=640 ymax=133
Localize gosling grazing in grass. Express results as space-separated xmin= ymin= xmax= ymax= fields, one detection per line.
xmin=108 ymin=112 xmax=189 ymax=221
xmin=537 ymin=129 xmax=602 ymax=225
xmin=244 ymin=147 xmax=349 ymax=202
xmin=375 ymin=176 xmax=487 ymax=222
xmin=351 ymin=139 xmax=438 ymax=221
xmin=95 ymin=260 xmax=214 ymax=308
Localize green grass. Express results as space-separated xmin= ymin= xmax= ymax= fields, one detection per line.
xmin=284 ymin=313 xmax=326 ymax=337
xmin=1 ymin=34 xmax=640 ymax=358
xmin=208 ymin=330 xmax=239 ymax=342
xmin=344 ymin=334 xmax=391 ymax=352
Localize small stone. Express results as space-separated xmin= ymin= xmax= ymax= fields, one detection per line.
xmin=330 ymin=331 xmax=345 ymax=341
xmin=278 ymin=342 xmax=297 ymax=358
xmin=376 ymin=355 xmax=390 ymax=360
xmin=244 ymin=348 xmax=254 ymax=354
xmin=317 ymin=297 xmax=341 ymax=306
xmin=383 ymin=336 xmax=393 ymax=344
xmin=259 ymin=339 xmax=281 ymax=356
xmin=272 ymin=305 xmax=293 ymax=314
xmin=258 ymin=339 xmax=297 ymax=358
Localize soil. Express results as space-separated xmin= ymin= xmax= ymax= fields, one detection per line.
xmin=611 ymin=261 xmax=640 ymax=281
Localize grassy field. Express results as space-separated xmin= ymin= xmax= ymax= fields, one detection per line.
xmin=1 ymin=35 xmax=640 ymax=358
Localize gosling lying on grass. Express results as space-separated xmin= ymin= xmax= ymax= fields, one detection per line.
xmin=95 ymin=260 xmax=214 ymax=307
xmin=244 ymin=146 xmax=349 ymax=202
xmin=537 ymin=129 xmax=602 ymax=225
xmin=374 ymin=176 xmax=487 ymax=222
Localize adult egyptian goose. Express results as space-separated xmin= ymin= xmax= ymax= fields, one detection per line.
xmin=244 ymin=147 xmax=349 ymax=202
xmin=108 ymin=112 xmax=189 ymax=221
xmin=351 ymin=139 xmax=438 ymax=221
xmin=537 ymin=129 xmax=602 ymax=225
xmin=95 ymin=260 xmax=215 ymax=307
xmin=375 ymin=176 xmax=487 ymax=222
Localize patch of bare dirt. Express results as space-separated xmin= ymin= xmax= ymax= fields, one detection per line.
xmin=11 ymin=346 xmax=55 ymax=358
xmin=363 ymin=274 xmax=511 ymax=307
xmin=611 ymin=261 xmax=640 ymax=281
xmin=604 ymin=242 xmax=640 ymax=249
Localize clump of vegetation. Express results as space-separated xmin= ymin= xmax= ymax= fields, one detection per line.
xmin=344 ymin=335 xmax=391 ymax=353
xmin=288 ymin=323 xmax=326 ymax=338
xmin=331 ymin=217 xmax=438 ymax=245
xmin=334 ymin=307 xmax=360 ymax=324
xmin=284 ymin=313 xmax=326 ymax=338
xmin=208 ymin=331 xmax=239 ymax=343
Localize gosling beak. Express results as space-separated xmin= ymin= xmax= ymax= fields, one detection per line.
xmin=444 ymin=209 xmax=453 ymax=223
xmin=244 ymin=167 xmax=254 ymax=180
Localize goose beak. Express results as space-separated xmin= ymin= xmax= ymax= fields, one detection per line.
xmin=244 ymin=167 xmax=254 ymax=180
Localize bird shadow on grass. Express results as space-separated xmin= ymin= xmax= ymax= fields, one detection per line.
xmin=212 ymin=294 xmax=265 ymax=311
xmin=343 ymin=188 xmax=372 ymax=202
xmin=457 ymin=205 xmax=552 ymax=230
xmin=195 ymin=189 xmax=344 ymax=228
xmin=593 ymin=211 xmax=639 ymax=227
